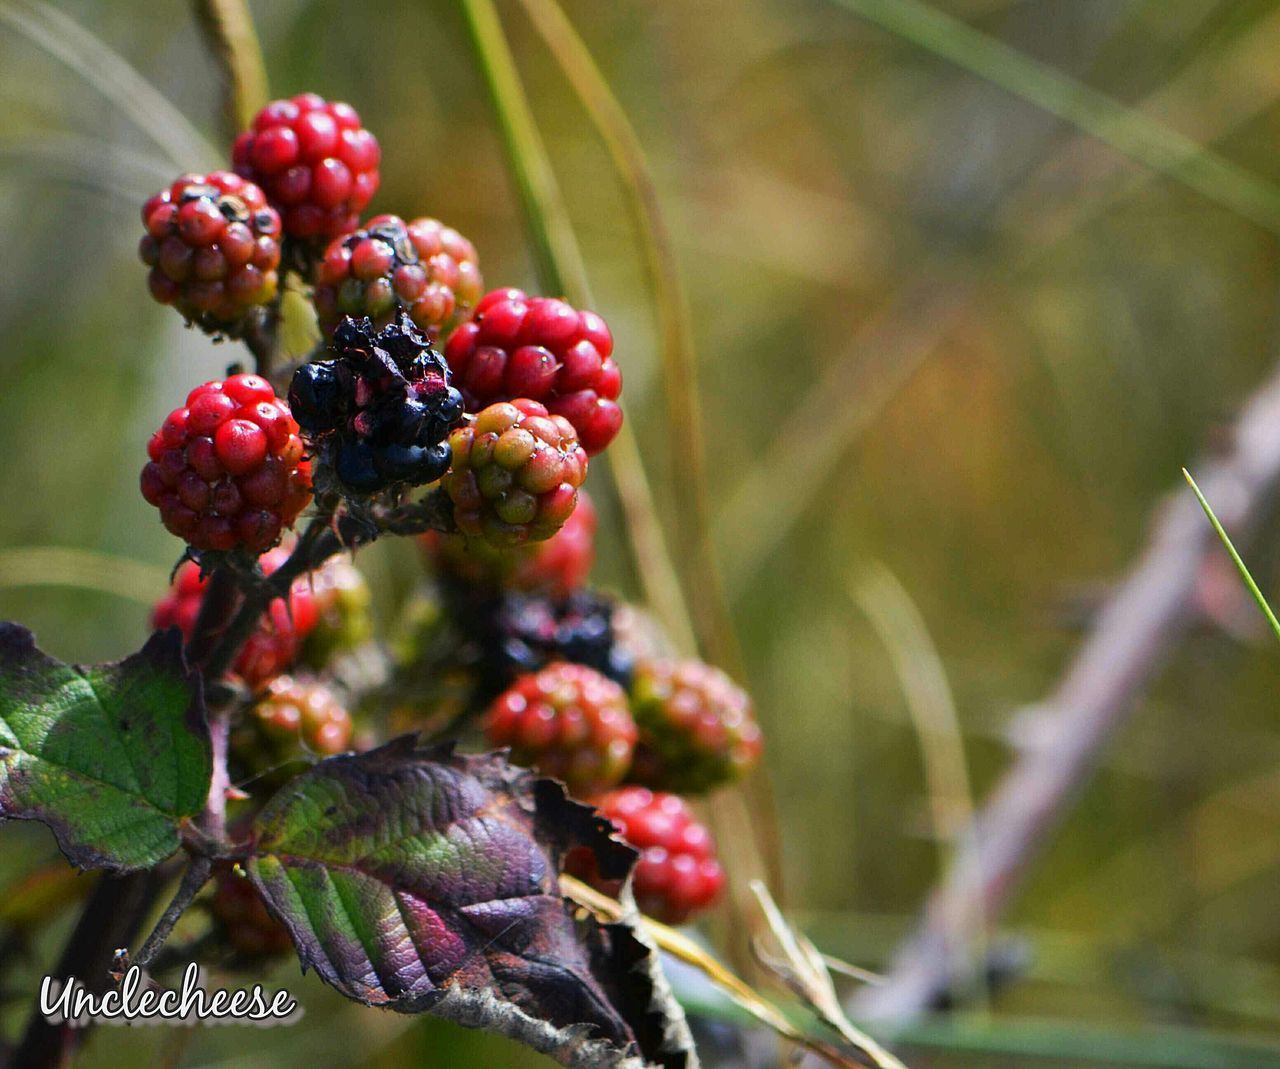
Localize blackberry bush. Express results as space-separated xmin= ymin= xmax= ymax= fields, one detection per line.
xmin=1 ymin=35 xmax=802 ymax=1069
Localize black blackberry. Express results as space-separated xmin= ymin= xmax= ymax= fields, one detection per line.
xmin=444 ymin=583 xmax=633 ymax=701
xmin=289 ymin=312 xmax=463 ymax=495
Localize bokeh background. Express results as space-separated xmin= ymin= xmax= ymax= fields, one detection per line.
xmin=3 ymin=0 xmax=1280 ymax=1065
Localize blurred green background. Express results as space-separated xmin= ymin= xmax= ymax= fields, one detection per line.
xmin=4 ymin=0 xmax=1280 ymax=1065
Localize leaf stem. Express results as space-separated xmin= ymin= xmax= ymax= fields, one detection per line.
xmin=129 ymin=855 xmax=214 ymax=973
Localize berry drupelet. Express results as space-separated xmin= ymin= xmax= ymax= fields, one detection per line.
xmin=141 ymin=374 xmax=311 ymax=553
xmin=566 ymin=786 xmax=725 ymax=925
xmin=152 ymin=548 xmax=319 ymax=688
xmin=289 ymin=313 xmax=463 ymax=495
xmin=139 ymin=171 xmax=281 ymax=330
xmin=484 ymin=663 xmax=636 ymax=798
xmin=441 ymin=399 xmax=587 ymax=546
xmin=444 ymin=288 xmax=623 ymax=455
xmin=627 ymin=659 xmax=763 ymax=795
xmin=233 ymin=93 xmax=380 ymax=242
xmin=314 ymin=214 xmax=483 ymax=337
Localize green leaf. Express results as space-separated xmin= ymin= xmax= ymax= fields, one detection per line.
xmin=0 ymin=624 xmax=211 ymax=871
xmin=249 ymin=738 xmax=693 ymax=1068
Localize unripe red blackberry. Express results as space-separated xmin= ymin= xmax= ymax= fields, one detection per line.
xmin=422 ymin=487 xmax=597 ymax=597
xmin=444 ymin=288 xmax=623 ymax=455
xmin=566 ymin=786 xmax=724 ymax=925
xmin=485 ymin=663 xmax=636 ymax=798
xmin=314 ymin=214 xmax=483 ymax=337
xmin=210 ymin=865 xmax=293 ymax=959
xmin=250 ymin=675 xmax=353 ymax=756
xmin=141 ymin=375 xmax=311 ymax=553
xmin=301 ymin=555 xmax=374 ymax=668
xmin=232 ymin=93 xmax=380 ymax=241
xmin=441 ymin=400 xmax=587 ymax=547
xmin=627 ymin=659 xmax=762 ymax=795
xmin=139 ymin=171 xmax=281 ymax=330
xmin=289 ymin=313 xmax=463 ymax=495
xmin=151 ymin=547 xmax=319 ymax=687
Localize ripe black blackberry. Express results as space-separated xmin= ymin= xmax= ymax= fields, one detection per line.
xmin=288 ymin=312 xmax=463 ymax=495
xmin=441 ymin=581 xmax=633 ymax=706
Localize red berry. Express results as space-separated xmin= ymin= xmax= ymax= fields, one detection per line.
xmin=441 ymin=400 xmax=588 ymax=547
xmin=141 ymin=377 xmax=311 ymax=553
xmin=444 ymin=289 xmax=623 ymax=454
xmin=627 ymin=659 xmax=763 ymax=795
xmin=151 ymin=548 xmax=319 ymax=687
xmin=139 ymin=172 xmax=281 ymax=328
xmin=484 ymin=663 xmax=636 ymax=797
xmin=250 ymin=675 xmax=353 ymax=755
xmin=422 ymin=486 xmax=597 ymax=597
xmin=313 ymin=214 xmax=483 ymax=337
xmin=234 ymin=94 xmax=380 ymax=241
xmin=566 ymin=786 xmax=724 ymax=924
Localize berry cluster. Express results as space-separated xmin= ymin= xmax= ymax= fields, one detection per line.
xmin=152 ymin=548 xmax=318 ymax=687
xmin=232 ymin=93 xmax=380 ymax=241
xmin=484 ymin=663 xmax=635 ymax=798
xmin=442 ymin=400 xmax=587 ymax=546
xmin=248 ymin=675 xmax=354 ymax=756
xmin=139 ymin=171 xmax=281 ymax=329
xmin=445 ymin=289 xmax=623 ymax=455
xmin=566 ymin=787 xmax=724 ymax=925
xmin=629 ymin=659 xmax=763 ymax=795
xmin=289 ymin=313 xmax=463 ymax=494
xmin=140 ymin=374 xmax=311 ymax=553
xmin=131 ymin=84 xmax=760 ymax=939
xmin=314 ymin=214 xmax=483 ymax=335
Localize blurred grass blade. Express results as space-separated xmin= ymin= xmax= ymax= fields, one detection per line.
xmin=0 ymin=0 xmax=218 ymax=169
xmin=0 ymin=547 xmax=170 ymax=605
xmin=0 ymin=132 xmax=173 ymax=200
xmin=829 ymin=0 xmax=1280 ymax=234
xmin=851 ymin=561 xmax=987 ymax=1014
xmin=193 ymin=0 xmax=270 ymax=136
xmin=1183 ymin=467 xmax=1280 ymax=645
xmin=514 ymin=0 xmax=736 ymax=670
xmin=456 ymin=0 xmax=586 ymax=299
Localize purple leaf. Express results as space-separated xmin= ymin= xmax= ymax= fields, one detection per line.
xmin=248 ymin=738 xmax=695 ymax=1067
